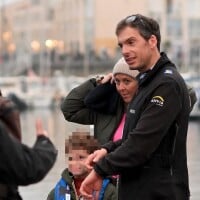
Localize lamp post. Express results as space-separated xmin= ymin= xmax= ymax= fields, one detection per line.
xmin=31 ymin=40 xmax=41 ymax=75
xmin=7 ymin=42 xmax=16 ymax=75
xmin=45 ymin=39 xmax=58 ymax=77
xmin=83 ymin=0 xmax=94 ymax=76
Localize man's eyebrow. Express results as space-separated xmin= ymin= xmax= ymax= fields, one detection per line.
xmin=127 ymin=36 xmax=137 ymax=42
xmin=118 ymin=42 xmax=122 ymax=48
xmin=118 ymin=36 xmax=136 ymax=46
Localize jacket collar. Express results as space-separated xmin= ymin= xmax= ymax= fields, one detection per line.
xmin=137 ymin=52 xmax=176 ymax=87
xmin=61 ymin=168 xmax=74 ymax=185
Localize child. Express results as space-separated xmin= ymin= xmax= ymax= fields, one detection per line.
xmin=47 ymin=132 xmax=117 ymax=200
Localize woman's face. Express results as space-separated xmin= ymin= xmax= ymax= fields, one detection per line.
xmin=114 ymin=73 xmax=138 ymax=104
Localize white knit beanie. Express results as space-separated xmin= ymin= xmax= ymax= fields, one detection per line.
xmin=112 ymin=57 xmax=139 ymax=79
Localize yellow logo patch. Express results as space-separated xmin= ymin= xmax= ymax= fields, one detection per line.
xmin=151 ymin=96 xmax=164 ymax=107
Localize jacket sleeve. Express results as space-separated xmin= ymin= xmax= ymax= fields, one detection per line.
xmin=60 ymin=78 xmax=98 ymax=124
xmin=84 ymin=82 xmax=120 ymax=115
xmin=0 ymin=122 xmax=57 ymax=186
xmin=94 ymin=81 xmax=184 ymax=176
xmin=101 ymin=139 xmax=122 ymax=153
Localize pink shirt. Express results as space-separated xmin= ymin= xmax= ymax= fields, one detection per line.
xmin=112 ymin=113 xmax=126 ymax=141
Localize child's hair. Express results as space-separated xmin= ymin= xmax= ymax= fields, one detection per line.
xmin=65 ymin=132 xmax=100 ymax=154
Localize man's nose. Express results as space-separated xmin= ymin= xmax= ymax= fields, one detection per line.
xmin=122 ymin=45 xmax=129 ymax=56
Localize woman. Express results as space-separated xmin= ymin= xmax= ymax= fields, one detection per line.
xmin=61 ymin=57 xmax=139 ymax=144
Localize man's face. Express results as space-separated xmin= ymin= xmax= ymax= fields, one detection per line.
xmin=67 ymin=149 xmax=90 ymax=179
xmin=117 ymin=26 xmax=154 ymax=72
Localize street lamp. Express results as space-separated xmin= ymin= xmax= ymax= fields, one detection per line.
xmin=31 ymin=40 xmax=40 ymax=52
xmin=2 ymin=31 xmax=12 ymax=42
xmin=8 ymin=43 xmax=16 ymax=53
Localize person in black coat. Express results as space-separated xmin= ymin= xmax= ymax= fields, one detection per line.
xmin=0 ymin=94 xmax=57 ymax=199
xmin=80 ymin=14 xmax=191 ymax=200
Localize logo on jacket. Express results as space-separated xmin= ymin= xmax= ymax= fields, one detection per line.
xmin=129 ymin=109 xmax=136 ymax=114
xmin=151 ymin=96 xmax=164 ymax=107
xmin=164 ymin=69 xmax=173 ymax=74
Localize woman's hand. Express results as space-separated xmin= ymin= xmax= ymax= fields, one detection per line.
xmin=85 ymin=148 xmax=107 ymax=170
xmin=100 ymin=73 xmax=113 ymax=84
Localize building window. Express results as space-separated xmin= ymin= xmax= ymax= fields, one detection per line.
xmin=166 ymin=0 xmax=173 ymax=14
xmin=188 ymin=19 xmax=200 ymax=38
xmin=32 ymin=0 xmax=40 ymax=5
xmin=46 ymin=8 xmax=54 ymax=21
xmin=167 ymin=18 xmax=182 ymax=37
xmin=187 ymin=0 xmax=200 ymax=16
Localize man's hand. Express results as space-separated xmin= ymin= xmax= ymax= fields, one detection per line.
xmin=80 ymin=170 xmax=103 ymax=200
xmin=85 ymin=148 xmax=107 ymax=170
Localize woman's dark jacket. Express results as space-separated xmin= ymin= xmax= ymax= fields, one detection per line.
xmin=0 ymin=121 xmax=57 ymax=200
xmin=61 ymin=79 xmax=124 ymax=144
xmin=94 ymin=53 xmax=191 ymax=200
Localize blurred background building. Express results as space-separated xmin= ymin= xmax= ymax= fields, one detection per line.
xmin=0 ymin=0 xmax=200 ymax=77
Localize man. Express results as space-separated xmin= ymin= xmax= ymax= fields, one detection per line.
xmin=0 ymin=95 xmax=57 ymax=199
xmin=80 ymin=14 xmax=190 ymax=200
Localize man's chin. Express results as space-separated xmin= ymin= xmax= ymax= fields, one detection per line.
xmin=129 ymin=65 xmax=140 ymax=70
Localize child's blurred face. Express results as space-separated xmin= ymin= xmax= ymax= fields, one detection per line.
xmin=67 ymin=149 xmax=90 ymax=179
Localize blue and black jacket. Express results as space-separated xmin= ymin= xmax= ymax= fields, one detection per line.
xmin=47 ymin=168 xmax=117 ymax=200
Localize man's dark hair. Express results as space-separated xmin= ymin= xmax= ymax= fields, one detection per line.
xmin=115 ymin=14 xmax=161 ymax=51
xmin=65 ymin=131 xmax=100 ymax=154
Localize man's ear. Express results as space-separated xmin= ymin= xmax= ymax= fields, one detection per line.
xmin=149 ymin=35 xmax=157 ymax=49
